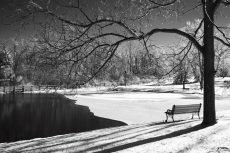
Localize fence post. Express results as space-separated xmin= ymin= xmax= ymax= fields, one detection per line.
xmin=38 ymin=85 xmax=41 ymax=94
xmin=124 ymin=71 xmax=127 ymax=86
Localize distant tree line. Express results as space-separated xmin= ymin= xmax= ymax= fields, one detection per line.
xmin=1 ymin=22 xmax=229 ymax=88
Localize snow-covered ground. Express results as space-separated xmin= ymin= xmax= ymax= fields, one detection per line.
xmin=0 ymin=112 xmax=230 ymax=153
xmin=1 ymin=77 xmax=230 ymax=152
xmin=67 ymin=92 xmax=202 ymax=124
xmin=65 ymin=77 xmax=230 ymax=124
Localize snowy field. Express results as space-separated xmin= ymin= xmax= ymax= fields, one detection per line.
xmin=65 ymin=77 xmax=230 ymax=124
xmin=68 ymin=92 xmax=203 ymax=124
xmin=1 ymin=77 xmax=230 ymax=152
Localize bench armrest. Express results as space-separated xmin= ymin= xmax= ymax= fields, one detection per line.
xmin=165 ymin=109 xmax=173 ymax=114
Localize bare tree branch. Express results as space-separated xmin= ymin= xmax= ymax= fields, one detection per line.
xmin=163 ymin=42 xmax=192 ymax=77
xmin=145 ymin=28 xmax=203 ymax=53
xmin=77 ymin=44 xmax=119 ymax=86
xmin=148 ymin=0 xmax=177 ymax=6
xmin=214 ymin=36 xmax=230 ymax=47
xmin=182 ymin=3 xmax=202 ymax=15
xmin=221 ymin=0 xmax=230 ymax=5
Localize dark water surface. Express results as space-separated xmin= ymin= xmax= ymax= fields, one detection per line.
xmin=0 ymin=94 xmax=126 ymax=143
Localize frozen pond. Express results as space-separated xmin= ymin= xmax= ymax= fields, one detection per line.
xmin=72 ymin=91 xmax=230 ymax=124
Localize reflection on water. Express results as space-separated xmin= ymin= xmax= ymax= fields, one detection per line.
xmin=0 ymin=94 xmax=126 ymax=143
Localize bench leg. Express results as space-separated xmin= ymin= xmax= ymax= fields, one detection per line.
xmin=198 ymin=113 xmax=200 ymax=119
xmin=165 ymin=113 xmax=175 ymax=122
xmin=165 ymin=113 xmax=168 ymax=122
xmin=191 ymin=113 xmax=194 ymax=119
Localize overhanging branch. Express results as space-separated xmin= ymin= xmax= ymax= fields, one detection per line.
xmin=144 ymin=28 xmax=203 ymax=53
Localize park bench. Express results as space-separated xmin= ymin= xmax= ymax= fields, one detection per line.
xmin=165 ymin=103 xmax=202 ymax=122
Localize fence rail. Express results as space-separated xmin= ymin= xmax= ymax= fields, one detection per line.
xmin=0 ymin=85 xmax=58 ymax=94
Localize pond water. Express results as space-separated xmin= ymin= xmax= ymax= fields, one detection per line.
xmin=0 ymin=93 xmax=126 ymax=143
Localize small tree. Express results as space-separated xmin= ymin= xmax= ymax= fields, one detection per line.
xmin=0 ymin=44 xmax=10 ymax=80
xmin=218 ymin=67 xmax=229 ymax=78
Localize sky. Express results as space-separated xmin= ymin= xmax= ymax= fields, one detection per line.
xmin=0 ymin=0 xmax=230 ymax=45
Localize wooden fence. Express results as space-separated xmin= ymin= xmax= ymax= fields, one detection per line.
xmin=0 ymin=85 xmax=58 ymax=94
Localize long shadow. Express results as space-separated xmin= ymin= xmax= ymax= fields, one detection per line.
xmin=78 ymin=120 xmax=199 ymax=152
xmin=40 ymin=120 xmax=199 ymax=153
xmin=95 ymin=123 xmax=206 ymax=153
xmin=14 ymin=120 xmax=197 ymax=152
xmin=15 ymin=122 xmax=165 ymax=151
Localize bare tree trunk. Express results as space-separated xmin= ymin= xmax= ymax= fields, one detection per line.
xmin=202 ymin=0 xmax=216 ymax=125
xmin=198 ymin=51 xmax=204 ymax=90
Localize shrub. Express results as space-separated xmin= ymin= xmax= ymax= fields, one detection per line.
xmin=218 ymin=67 xmax=229 ymax=78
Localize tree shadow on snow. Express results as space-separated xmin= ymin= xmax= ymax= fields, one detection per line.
xmin=45 ymin=120 xmax=203 ymax=153
xmin=95 ymin=122 xmax=206 ymax=153
xmin=4 ymin=120 xmax=207 ymax=153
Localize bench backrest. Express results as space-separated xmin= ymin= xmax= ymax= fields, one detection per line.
xmin=172 ymin=103 xmax=202 ymax=114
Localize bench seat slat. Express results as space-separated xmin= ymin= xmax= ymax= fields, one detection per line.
xmin=175 ymin=109 xmax=200 ymax=111
xmin=174 ymin=107 xmax=200 ymax=109
xmin=174 ymin=110 xmax=200 ymax=112
xmin=173 ymin=108 xmax=199 ymax=110
xmin=174 ymin=111 xmax=200 ymax=113
xmin=175 ymin=106 xmax=200 ymax=109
